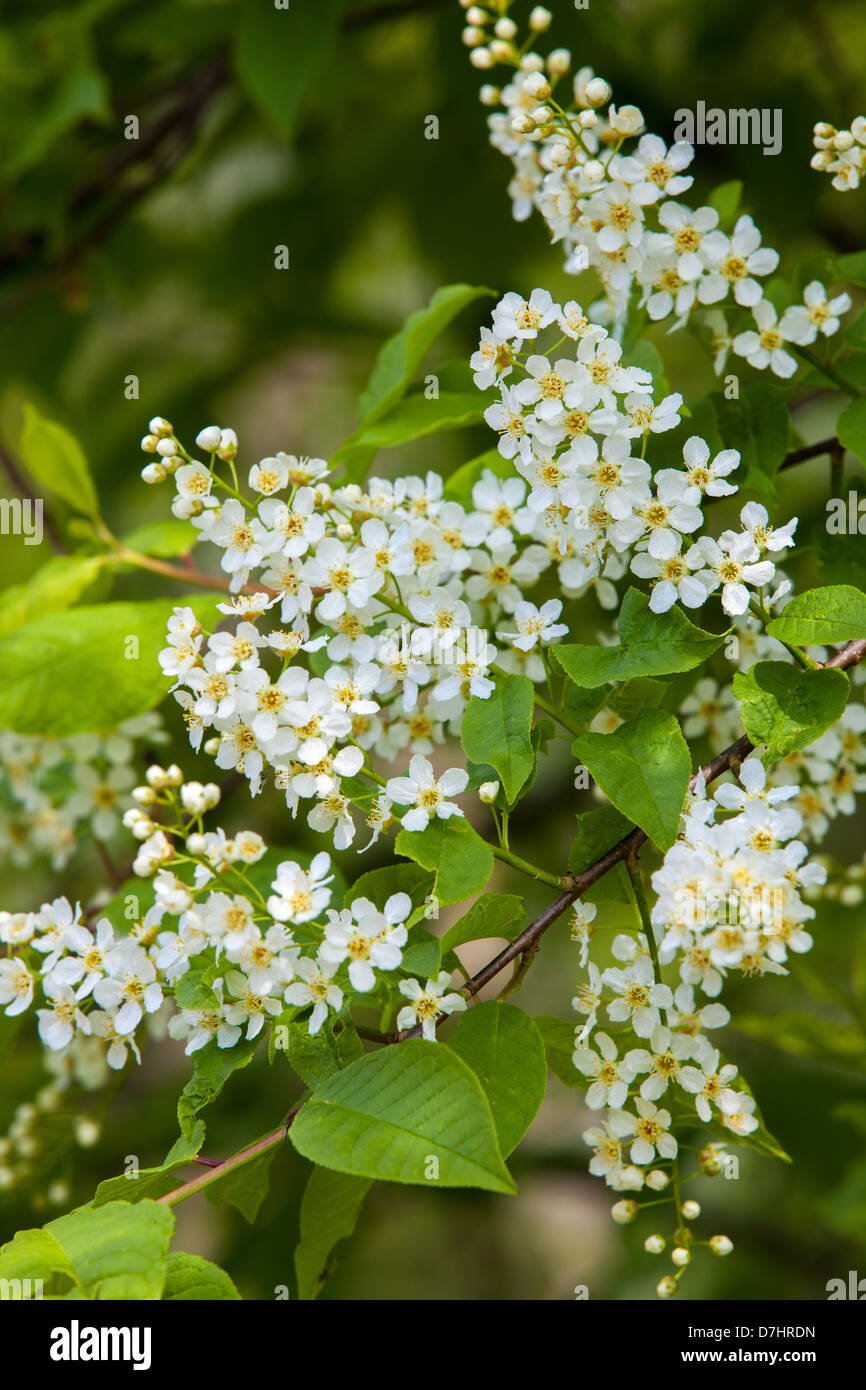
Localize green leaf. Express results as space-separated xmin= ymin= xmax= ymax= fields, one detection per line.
xmin=573 ymin=710 xmax=690 ymax=852
xmin=19 ymin=403 xmax=98 ymax=516
xmin=722 ymin=382 xmax=791 ymax=501
xmin=568 ymin=804 xmax=635 ymax=903
xmin=534 ymin=1015 xmax=583 ymax=1089
xmin=172 ymin=1037 xmax=260 ymax=1158
xmin=0 ymin=1201 xmax=174 ymax=1300
xmin=732 ymin=661 xmax=849 ymax=761
xmin=0 ymin=594 xmax=219 ymax=735
xmin=92 ymin=1162 xmax=189 ymax=1208
xmin=839 ymin=251 xmax=866 ymax=287
xmin=162 ymin=1251 xmax=241 ymax=1301
xmin=175 ymin=969 xmax=220 ymax=1012
xmin=281 ymin=1015 xmax=363 ymax=1091
xmin=345 ymin=862 xmax=434 ymax=912
xmin=294 ymin=1167 xmax=371 ymax=1301
xmin=234 ymin=0 xmax=340 ymax=138
xmin=766 ymin=584 xmax=866 ymax=645
xmin=357 ymin=284 xmax=493 ymax=429
xmin=552 ymin=589 xmax=726 ymax=687
xmin=439 ymin=892 xmax=525 ymax=954
xmin=447 ymin=1002 xmax=546 ymax=1155
xmin=838 ymin=395 xmax=866 ymax=462
xmin=0 ymin=555 xmax=104 ymax=638
xmin=707 ymin=179 xmax=743 ymax=229
xmin=289 ymin=1040 xmax=516 ymax=1193
xmin=461 ymin=673 xmax=535 ymax=801
xmin=400 ymin=926 xmax=441 ymax=979
xmin=349 ymin=391 xmax=487 ymax=447
xmin=204 ymin=1143 xmax=277 ymax=1224
xmin=395 ymin=817 xmax=493 ymax=905
xmin=120 ymin=518 xmax=198 ymax=558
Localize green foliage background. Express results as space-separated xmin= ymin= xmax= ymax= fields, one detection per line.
xmin=1 ymin=0 xmax=866 ymax=1299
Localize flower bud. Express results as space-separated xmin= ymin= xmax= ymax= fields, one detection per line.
xmin=140 ymin=434 xmax=159 ymax=453
xmin=646 ymin=1169 xmax=669 ymax=1191
xmin=145 ymin=764 xmax=169 ymax=789
xmin=203 ymin=737 xmax=221 ymax=757
xmin=656 ymin=1275 xmax=678 ymax=1299
xmin=494 ymin=17 xmax=517 ymax=39
xmin=132 ymin=784 xmax=157 ymax=805
xmin=578 ymin=110 xmax=599 ymax=129
xmin=141 ymin=462 xmax=167 ymax=484
xmin=489 ymin=39 xmax=514 ymax=63
xmin=148 ymin=416 xmax=173 ymax=437
xmin=217 ymin=428 xmax=238 ymax=461
xmin=524 ymin=72 xmax=551 ymax=101
xmin=585 ymin=77 xmax=612 ymax=108
xmin=479 ymin=84 xmax=500 ymax=106
xmin=671 ymin=1246 xmax=691 ymax=1267
xmin=479 ymin=780 xmax=500 ymax=804
xmin=709 ymin=1234 xmax=733 ymax=1256
xmin=697 ymin=1143 xmax=726 ymax=1176
xmin=681 ymin=1199 xmax=701 ymax=1220
xmin=834 ymin=130 xmax=855 ymax=151
xmin=195 ymin=425 xmax=222 ymax=452
xmin=186 ymin=832 xmax=207 ymax=856
xmin=547 ymin=48 xmax=571 ymax=76
xmin=466 ymin=6 xmax=487 ymax=24
xmin=582 ymin=158 xmax=606 ymax=183
xmin=529 ymin=6 xmax=552 ymax=31
xmin=611 ymin=1199 xmax=638 ymax=1224
xmin=462 ymin=25 xmax=485 ymax=46
xmin=75 ymin=1117 xmax=100 ymax=1148
xmin=644 ymin=1234 xmax=665 ymax=1254
xmin=164 ymin=764 xmax=184 ymax=787
xmin=336 ymin=522 xmax=354 ymax=541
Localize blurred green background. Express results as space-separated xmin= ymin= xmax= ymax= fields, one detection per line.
xmin=1 ymin=0 xmax=866 ymax=1300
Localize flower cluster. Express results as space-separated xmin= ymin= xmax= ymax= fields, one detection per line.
xmin=475 ymin=295 xmax=798 ymax=615
xmin=812 ymin=117 xmax=866 ymax=191
xmin=0 ymin=714 xmax=166 ymax=872
xmin=461 ymin=2 xmax=850 ymax=376
xmin=569 ymin=751 xmax=826 ymax=1291
xmin=0 ymin=764 xmax=466 ymax=1094
xmin=139 ymin=408 xmax=580 ymax=848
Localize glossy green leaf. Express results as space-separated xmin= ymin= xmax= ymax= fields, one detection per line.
xmin=289 ymin=1040 xmax=516 ymax=1193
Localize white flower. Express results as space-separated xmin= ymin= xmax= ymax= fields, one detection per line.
xmin=268 ymin=852 xmax=333 ymax=924
xmin=397 ymin=972 xmax=467 ymax=1041
xmin=319 ymin=893 xmax=410 ymax=992
xmin=603 ymin=957 xmax=673 ymax=1038
xmin=612 ymin=1097 xmax=678 ymax=1164
xmin=385 ymin=755 xmax=468 ymax=832
xmin=699 ymin=214 xmax=779 ymax=308
xmin=679 ymin=1049 xmax=740 ymax=1123
xmin=92 ymin=942 xmax=164 ymax=1035
xmin=780 ymin=281 xmax=851 ymax=344
xmin=624 ymin=1025 xmax=695 ymax=1100
xmin=0 ymin=958 xmax=34 ymax=1016
xmin=498 ymin=599 xmax=568 ymax=651
xmin=573 ymin=1031 xmax=634 ymax=1108
xmin=732 ymin=300 xmax=798 ymax=378
xmin=284 ymin=955 xmax=344 ymax=1035
xmin=37 ymin=983 xmax=91 ymax=1050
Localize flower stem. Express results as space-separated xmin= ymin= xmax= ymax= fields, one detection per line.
xmin=491 ymin=842 xmax=567 ymax=889
xmin=794 ymin=345 xmax=858 ymax=398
